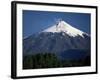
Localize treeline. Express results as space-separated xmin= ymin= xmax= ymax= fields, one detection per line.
xmin=23 ymin=53 xmax=62 ymax=69
xmin=23 ymin=53 xmax=90 ymax=69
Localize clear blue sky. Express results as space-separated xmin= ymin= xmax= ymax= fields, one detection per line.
xmin=23 ymin=10 xmax=90 ymax=38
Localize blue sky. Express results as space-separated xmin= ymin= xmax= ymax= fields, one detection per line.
xmin=23 ymin=10 xmax=90 ymax=38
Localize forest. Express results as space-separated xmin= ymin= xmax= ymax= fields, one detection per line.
xmin=23 ymin=53 xmax=90 ymax=69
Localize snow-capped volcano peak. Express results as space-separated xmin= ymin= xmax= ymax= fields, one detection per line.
xmin=42 ymin=20 xmax=88 ymax=37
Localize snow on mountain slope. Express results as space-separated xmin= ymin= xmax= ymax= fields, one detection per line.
xmin=42 ymin=20 xmax=88 ymax=37
xmin=23 ymin=20 xmax=90 ymax=56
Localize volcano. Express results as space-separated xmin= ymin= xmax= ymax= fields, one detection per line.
xmin=23 ymin=20 xmax=90 ymax=60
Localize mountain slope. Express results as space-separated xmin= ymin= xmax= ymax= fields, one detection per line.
xmin=23 ymin=20 xmax=90 ymax=60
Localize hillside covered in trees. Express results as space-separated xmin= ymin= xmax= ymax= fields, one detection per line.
xmin=23 ymin=53 xmax=90 ymax=69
